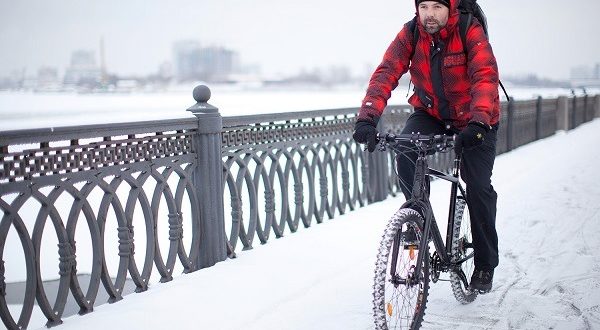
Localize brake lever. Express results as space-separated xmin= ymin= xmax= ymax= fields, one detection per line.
xmin=378 ymin=133 xmax=389 ymax=152
xmin=361 ymin=133 xmax=388 ymax=152
xmin=377 ymin=139 xmax=387 ymax=152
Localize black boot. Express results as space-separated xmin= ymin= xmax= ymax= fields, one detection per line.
xmin=469 ymin=269 xmax=494 ymax=294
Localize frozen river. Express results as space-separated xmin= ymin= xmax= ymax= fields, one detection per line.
xmin=0 ymin=85 xmax=594 ymax=131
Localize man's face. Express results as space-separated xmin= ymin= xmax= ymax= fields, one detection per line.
xmin=418 ymin=1 xmax=449 ymax=34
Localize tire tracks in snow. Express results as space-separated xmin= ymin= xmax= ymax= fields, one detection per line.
xmin=423 ymin=314 xmax=499 ymax=329
xmin=495 ymin=251 xmax=524 ymax=308
xmin=568 ymin=301 xmax=592 ymax=330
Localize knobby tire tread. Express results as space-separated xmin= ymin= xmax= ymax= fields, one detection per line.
xmin=449 ymin=197 xmax=478 ymax=304
xmin=373 ymin=208 xmax=429 ymax=329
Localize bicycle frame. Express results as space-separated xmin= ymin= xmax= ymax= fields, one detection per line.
xmin=387 ymin=137 xmax=472 ymax=287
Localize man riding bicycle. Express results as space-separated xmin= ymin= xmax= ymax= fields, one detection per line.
xmin=353 ymin=0 xmax=499 ymax=293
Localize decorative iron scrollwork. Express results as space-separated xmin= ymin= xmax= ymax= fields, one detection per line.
xmin=168 ymin=212 xmax=184 ymax=241
xmin=1 ymin=131 xmax=193 ymax=182
xmin=58 ymin=242 xmax=76 ymax=276
xmin=221 ymin=116 xmax=354 ymax=149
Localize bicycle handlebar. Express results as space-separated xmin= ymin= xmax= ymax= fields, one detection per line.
xmin=375 ymin=133 xmax=456 ymax=153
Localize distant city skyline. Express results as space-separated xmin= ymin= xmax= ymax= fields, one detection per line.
xmin=1 ymin=0 xmax=599 ymax=81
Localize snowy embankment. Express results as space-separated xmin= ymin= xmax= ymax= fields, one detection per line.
xmin=38 ymin=119 xmax=600 ymax=330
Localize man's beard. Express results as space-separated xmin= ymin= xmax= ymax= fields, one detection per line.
xmin=424 ymin=19 xmax=443 ymax=34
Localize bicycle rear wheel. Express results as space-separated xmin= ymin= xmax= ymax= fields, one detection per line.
xmin=373 ymin=208 xmax=429 ymax=330
xmin=449 ymin=196 xmax=478 ymax=304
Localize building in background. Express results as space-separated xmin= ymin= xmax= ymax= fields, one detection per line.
xmin=35 ymin=66 xmax=61 ymax=91
xmin=0 ymin=69 xmax=25 ymax=90
xmin=63 ymin=50 xmax=102 ymax=88
xmin=570 ymin=63 xmax=600 ymax=88
xmin=173 ymin=41 xmax=239 ymax=83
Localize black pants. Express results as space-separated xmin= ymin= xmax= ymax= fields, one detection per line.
xmin=396 ymin=111 xmax=499 ymax=271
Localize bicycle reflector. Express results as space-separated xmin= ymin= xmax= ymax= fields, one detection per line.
xmin=387 ymin=302 xmax=393 ymax=316
xmin=409 ymin=246 xmax=416 ymax=260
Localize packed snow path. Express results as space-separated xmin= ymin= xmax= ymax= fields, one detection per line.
xmin=49 ymin=119 xmax=600 ymax=330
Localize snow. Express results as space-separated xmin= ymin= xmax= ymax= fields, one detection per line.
xmin=20 ymin=118 xmax=599 ymax=330
xmin=0 ymin=87 xmax=378 ymax=131
xmin=1 ymin=86 xmax=597 ymax=131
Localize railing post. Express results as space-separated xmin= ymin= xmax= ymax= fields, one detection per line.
xmin=557 ymin=96 xmax=569 ymax=131
xmin=506 ymin=97 xmax=514 ymax=151
xmin=366 ymin=118 xmax=390 ymax=203
xmin=595 ymin=95 xmax=600 ymax=119
xmin=535 ymin=96 xmax=542 ymax=140
xmin=187 ymin=85 xmax=227 ymax=269
xmin=368 ymin=150 xmax=389 ymax=203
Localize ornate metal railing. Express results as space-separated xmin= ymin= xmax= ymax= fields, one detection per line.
xmin=0 ymin=119 xmax=206 ymax=329
xmin=220 ymin=109 xmax=366 ymax=251
xmin=538 ymin=97 xmax=559 ymax=139
xmin=0 ymin=85 xmax=598 ymax=329
xmin=570 ymin=92 xmax=596 ymax=129
xmin=511 ymin=98 xmax=538 ymax=148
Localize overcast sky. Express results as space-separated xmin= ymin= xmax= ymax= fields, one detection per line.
xmin=1 ymin=0 xmax=599 ymax=81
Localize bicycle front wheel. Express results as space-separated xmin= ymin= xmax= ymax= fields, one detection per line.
xmin=450 ymin=196 xmax=478 ymax=304
xmin=373 ymin=208 xmax=429 ymax=330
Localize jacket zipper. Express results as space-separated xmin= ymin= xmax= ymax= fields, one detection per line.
xmin=430 ymin=37 xmax=451 ymax=125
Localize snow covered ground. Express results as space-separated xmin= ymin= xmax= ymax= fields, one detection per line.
xmin=21 ymin=118 xmax=599 ymax=330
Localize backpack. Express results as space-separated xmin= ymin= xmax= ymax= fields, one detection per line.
xmin=408 ymin=0 xmax=509 ymax=100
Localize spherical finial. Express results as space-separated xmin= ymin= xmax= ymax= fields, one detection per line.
xmin=193 ymin=85 xmax=211 ymax=103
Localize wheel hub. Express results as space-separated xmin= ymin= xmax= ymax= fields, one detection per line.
xmin=430 ymin=252 xmax=443 ymax=283
xmin=390 ymin=265 xmax=420 ymax=287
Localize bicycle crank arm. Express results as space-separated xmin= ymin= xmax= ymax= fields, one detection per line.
xmin=452 ymin=252 xmax=475 ymax=265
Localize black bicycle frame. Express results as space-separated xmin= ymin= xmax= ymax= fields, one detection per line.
xmin=390 ymin=144 xmax=469 ymax=285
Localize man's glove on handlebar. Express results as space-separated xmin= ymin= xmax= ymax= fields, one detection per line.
xmin=353 ymin=120 xmax=378 ymax=152
xmin=455 ymin=121 xmax=490 ymax=154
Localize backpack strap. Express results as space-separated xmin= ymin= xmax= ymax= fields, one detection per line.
xmin=459 ymin=13 xmax=510 ymax=101
xmin=499 ymin=79 xmax=510 ymax=101
xmin=458 ymin=13 xmax=472 ymax=54
xmin=409 ymin=16 xmax=419 ymax=60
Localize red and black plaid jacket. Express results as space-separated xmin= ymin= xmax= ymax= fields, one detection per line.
xmin=358 ymin=0 xmax=500 ymax=130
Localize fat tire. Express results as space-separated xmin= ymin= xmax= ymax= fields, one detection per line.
xmin=449 ymin=197 xmax=478 ymax=304
xmin=373 ymin=208 xmax=429 ymax=330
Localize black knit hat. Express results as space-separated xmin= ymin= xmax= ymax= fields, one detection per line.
xmin=416 ymin=0 xmax=450 ymax=8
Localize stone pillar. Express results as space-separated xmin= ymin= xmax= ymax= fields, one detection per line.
xmin=556 ymin=96 xmax=569 ymax=131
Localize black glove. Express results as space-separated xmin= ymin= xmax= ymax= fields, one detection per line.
xmin=353 ymin=120 xmax=379 ymax=152
xmin=455 ymin=121 xmax=490 ymax=154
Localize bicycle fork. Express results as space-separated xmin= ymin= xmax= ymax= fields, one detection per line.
xmin=445 ymin=155 xmax=473 ymax=288
xmin=389 ymin=232 xmax=422 ymax=286
xmin=445 ymin=156 xmax=462 ymax=258
xmin=389 ymin=154 xmax=432 ymax=287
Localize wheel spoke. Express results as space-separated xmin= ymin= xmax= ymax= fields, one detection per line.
xmin=374 ymin=209 xmax=429 ymax=329
xmin=450 ymin=197 xmax=478 ymax=304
